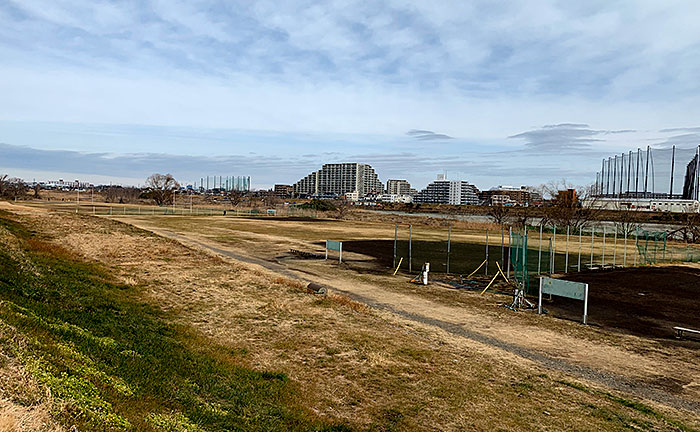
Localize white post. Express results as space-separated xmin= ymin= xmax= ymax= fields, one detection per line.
xmin=623 ymin=230 xmax=628 ymax=267
xmin=507 ymin=227 xmax=512 ymax=279
xmin=602 ymin=226 xmax=606 ymax=267
xmin=590 ymin=227 xmax=595 ymax=268
xmin=613 ymin=229 xmax=617 ymax=267
xmin=538 ymin=277 xmax=543 ymax=314
xmin=537 ymin=224 xmax=543 ymax=275
xmin=565 ymin=226 xmax=570 ymax=272
xmin=485 ymin=229 xmax=489 ymax=276
xmin=339 ymin=242 xmax=343 ymax=263
xmin=552 ymin=226 xmax=557 ymax=273
xmin=583 ymin=284 xmax=589 ymax=325
xmin=577 ymin=226 xmax=582 ymax=272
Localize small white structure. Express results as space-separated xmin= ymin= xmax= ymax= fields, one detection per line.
xmin=421 ymin=262 xmax=430 ymax=285
xmin=375 ymin=194 xmax=414 ymax=203
xmin=583 ymin=198 xmax=700 ymax=213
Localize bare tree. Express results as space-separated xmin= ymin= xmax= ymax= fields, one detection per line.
xmin=677 ymin=211 xmax=700 ymax=244
xmin=333 ymin=199 xmax=352 ymax=219
xmin=263 ymin=190 xmax=279 ymax=208
xmin=226 ymin=190 xmax=245 ymax=208
xmin=103 ymin=186 xmax=142 ymax=204
xmin=0 ymin=175 xmax=28 ymax=200
xmin=487 ymin=204 xmax=511 ymax=225
xmin=33 ymin=183 xmax=41 ymax=199
xmin=0 ymin=174 xmax=8 ymax=197
xmin=145 ymin=173 xmax=179 ymax=206
xmin=611 ymin=202 xmax=640 ymax=236
xmin=508 ymin=206 xmax=531 ymax=229
xmin=541 ymin=181 xmax=601 ymax=230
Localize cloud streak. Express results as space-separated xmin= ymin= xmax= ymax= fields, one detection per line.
xmin=406 ymin=129 xmax=454 ymax=141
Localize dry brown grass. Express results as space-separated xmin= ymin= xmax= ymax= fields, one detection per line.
xmin=1 ymin=203 xmax=699 ymax=431
xmin=0 ymin=322 xmax=65 ymax=432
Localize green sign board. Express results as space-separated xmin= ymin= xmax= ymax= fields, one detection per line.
xmin=325 ymin=240 xmax=343 ymax=263
xmin=540 ymin=278 xmax=586 ymax=300
xmin=326 ymin=240 xmax=342 ymax=251
xmin=538 ymin=277 xmax=589 ymax=324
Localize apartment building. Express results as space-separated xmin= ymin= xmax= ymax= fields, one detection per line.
xmin=386 ymin=179 xmax=417 ymax=196
xmin=414 ymin=175 xmax=479 ymax=205
xmin=293 ymin=163 xmax=384 ymax=197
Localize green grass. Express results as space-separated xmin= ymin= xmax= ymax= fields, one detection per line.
xmin=0 ymin=212 xmax=350 ymax=432
xmin=557 ymin=380 xmax=697 ymax=432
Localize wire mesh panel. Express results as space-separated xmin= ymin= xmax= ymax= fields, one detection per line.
xmin=511 ymin=232 xmax=529 ymax=291
xmin=636 ymin=229 xmax=667 ymax=264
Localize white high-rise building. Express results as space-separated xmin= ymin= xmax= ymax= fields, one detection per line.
xmin=414 ymin=175 xmax=479 ymax=205
xmin=293 ymin=163 xmax=384 ymax=197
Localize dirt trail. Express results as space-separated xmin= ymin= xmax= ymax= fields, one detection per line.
xmin=117 ymin=218 xmax=700 ymax=414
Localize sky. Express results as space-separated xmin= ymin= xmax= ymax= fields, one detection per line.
xmin=1 ymin=0 xmax=700 ymax=190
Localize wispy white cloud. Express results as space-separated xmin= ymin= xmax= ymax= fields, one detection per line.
xmin=2 ymin=1 xmax=700 ymax=188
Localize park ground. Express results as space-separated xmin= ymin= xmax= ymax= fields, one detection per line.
xmin=0 ymin=201 xmax=699 ymax=431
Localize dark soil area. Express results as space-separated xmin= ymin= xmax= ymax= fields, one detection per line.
xmin=342 ymin=239 xmax=568 ymax=276
xmin=343 ymin=240 xmax=700 ymax=342
xmin=543 ymin=266 xmax=700 ymax=340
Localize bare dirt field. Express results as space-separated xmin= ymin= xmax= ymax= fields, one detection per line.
xmin=2 ymin=203 xmax=700 ymax=431
xmin=548 ymin=266 xmax=700 ymax=339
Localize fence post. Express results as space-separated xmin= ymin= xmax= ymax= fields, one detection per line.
xmin=565 ymin=226 xmax=570 ymax=273
xmin=590 ymin=227 xmax=595 ymax=268
xmin=522 ymin=226 xmax=527 ymax=286
xmin=549 ymin=237 xmax=554 ymax=274
xmin=446 ymin=223 xmax=451 ymax=274
xmin=602 ymin=226 xmax=606 ymax=267
xmin=552 ymin=226 xmax=557 ymax=273
xmin=393 ymin=224 xmax=398 ymax=269
xmin=485 ymin=229 xmax=489 ymax=276
xmin=613 ymin=229 xmax=618 ymax=267
xmin=537 ymin=224 xmax=543 ymax=275
xmin=623 ymin=230 xmax=628 ymax=267
xmin=409 ymin=225 xmax=413 ymax=273
xmin=507 ymin=227 xmax=512 ymax=279
xmin=501 ymin=226 xmax=505 ymax=269
xmin=578 ymin=226 xmax=582 ymax=272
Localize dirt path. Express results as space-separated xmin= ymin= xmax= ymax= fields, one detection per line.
xmin=116 ymin=219 xmax=700 ymax=415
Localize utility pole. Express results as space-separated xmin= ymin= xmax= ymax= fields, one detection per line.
xmin=627 ymin=150 xmax=632 ymax=197
xmin=644 ymin=146 xmax=650 ymax=198
xmin=669 ymin=145 xmax=675 ymax=198
xmin=636 ymin=149 xmax=641 ymax=198
xmin=612 ymin=155 xmax=617 ymax=197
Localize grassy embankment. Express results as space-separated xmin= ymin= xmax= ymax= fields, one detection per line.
xmin=0 ymin=210 xmax=346 ymax=431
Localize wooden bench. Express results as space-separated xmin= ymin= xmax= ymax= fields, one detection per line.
xmin=674 ymin=326 xmax=700 ymax=339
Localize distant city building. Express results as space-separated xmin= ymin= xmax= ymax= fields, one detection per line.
xmin=375 ymin=194 xmax=414 ymax=203
xmin=386 ymin=179 xmax=416 ymax=196
xmin=293 ymin=163 xmax=384 ymax=197
xmin=554 ymin=189 xmax=578 ymax=206
xmin=414 ymin=175 xmax=479 ymax=205
xmin=273 ymin=184 xmax=294 ymax=198
xmin=583 ymin=198 xmax=700 ymax=213
xmin=480 ymin=185 xmax=538 ymax=205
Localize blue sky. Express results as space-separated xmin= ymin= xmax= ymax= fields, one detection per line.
xmin=1 ymin=1 xmax=700 ymax=190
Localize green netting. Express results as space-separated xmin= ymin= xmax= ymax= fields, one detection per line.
xmin=635 ymin=229 xmax=667 ymax=264
xmin=511 ymin=232 xmax=528 ymax=291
